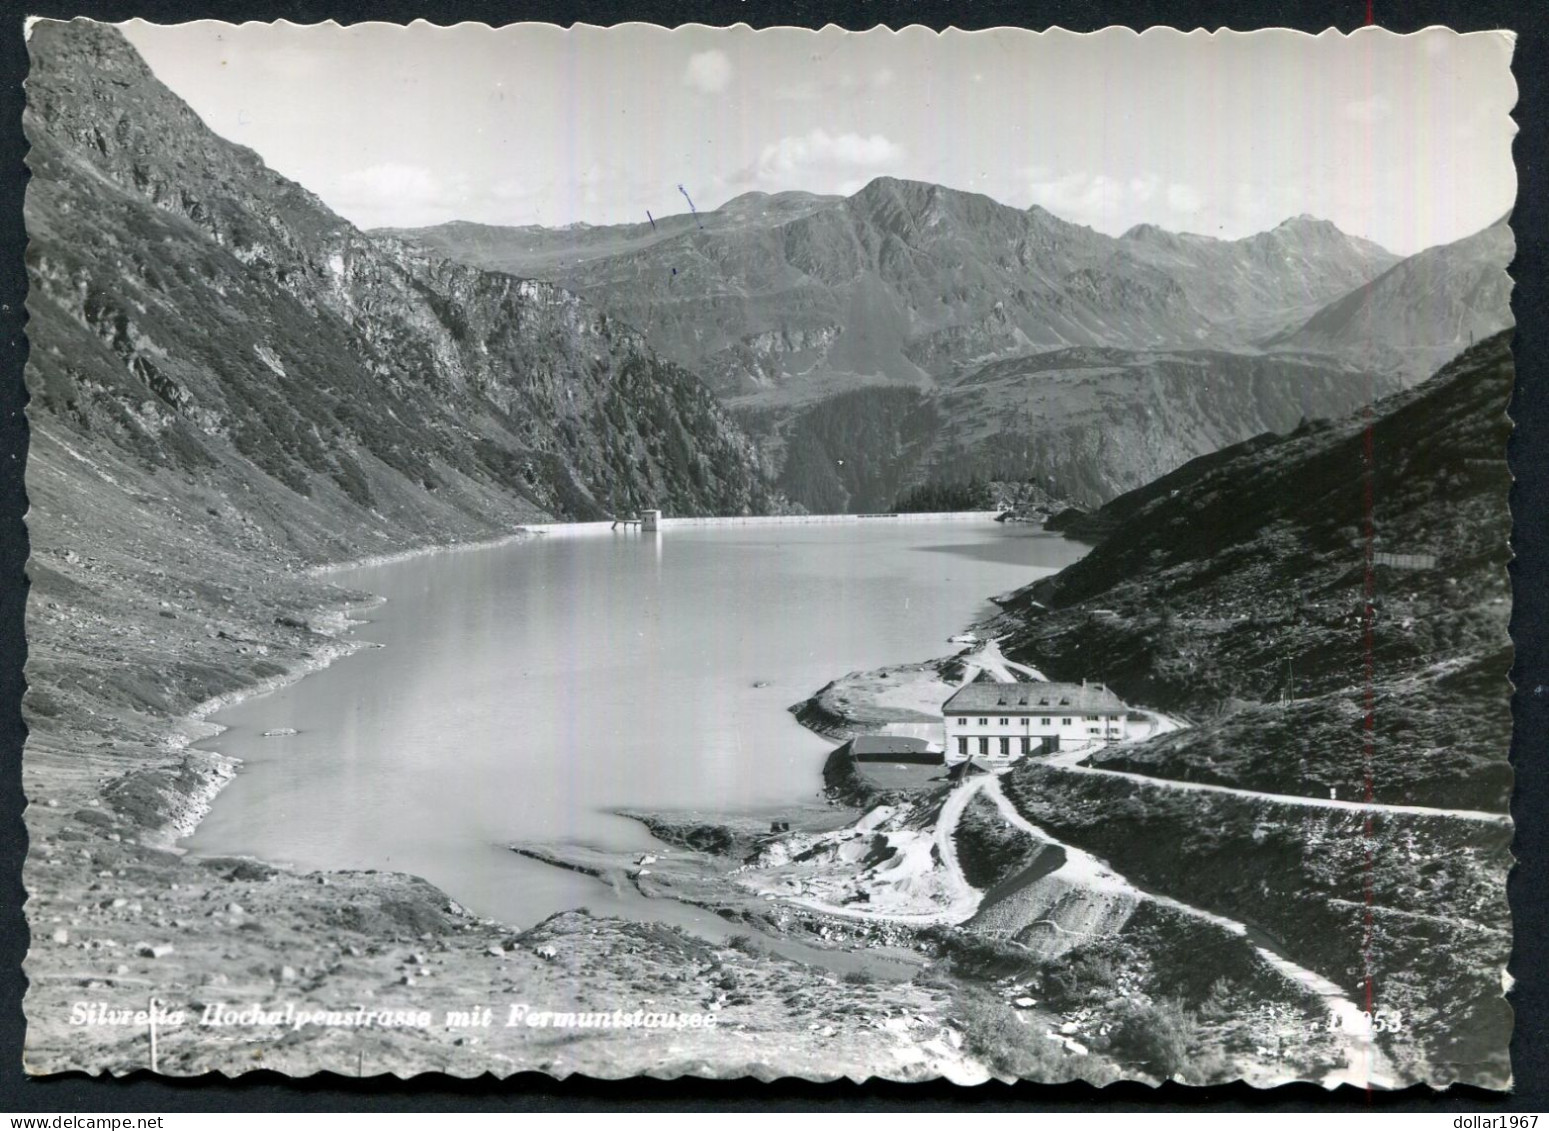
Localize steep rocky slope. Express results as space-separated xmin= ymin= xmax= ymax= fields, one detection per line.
xmin=395 ymin=177 xmax=1399 ymax=398
xmin=924 ymin=346 xmax=1397 ymax=506
xmin=1116 ymin=216 xmax=1400 ymax=343
xmin=739 ymin=347 xmax=1395 ymax=512
xmin=26 ymin=18 xmax=774 ymax=545
xmin=22 ymin=12 xmax=779 ymax=888
xmin=996 ymin=331 xmax=1512 ymax=756
xmin=979 ymin=332 xmax=1514 ymax=1085
xmin=1265 ymin=218 xmax=1515 ymax=381
xmin=17 ymin=19 xmax=802 ymax=1078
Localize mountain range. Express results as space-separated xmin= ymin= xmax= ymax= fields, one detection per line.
xmin=1265 ymin=217 xmax=1515 ymax=380
xmin=395 ymin=179 xmax=1511 ymax=512
xmin=395 ymin=179 xmax=1408 ymax=398
xmin=25 ymin=18 xmax=1516 ymax=530
xmin=25 ymin=18 xmax=775 ymax=567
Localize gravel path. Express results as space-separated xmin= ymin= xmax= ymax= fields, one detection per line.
xmin=981 ymin=777 xmax=1398 ymax=1090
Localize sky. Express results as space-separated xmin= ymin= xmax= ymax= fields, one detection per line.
xmin=119 ymin=21 xmax=1518 ymax=256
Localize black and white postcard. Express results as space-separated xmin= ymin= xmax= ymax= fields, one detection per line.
xmin=19 ymin=19 xmax=1516 ymax=1089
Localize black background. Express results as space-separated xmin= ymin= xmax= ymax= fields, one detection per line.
xmin=0 ymin=0 xmax=1542 ymax=1113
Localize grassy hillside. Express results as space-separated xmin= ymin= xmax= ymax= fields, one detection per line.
xmin=994 ymin=331 xmax=1513 ymax=809
xmin=979 ymin=331 xmax=1514 ymax=1085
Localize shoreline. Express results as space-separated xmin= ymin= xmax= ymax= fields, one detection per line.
xmin=114 ymin=527 xmax=528 ymax=898
xmin=306 ymin=528 xmax=540 ymax=577
xmin=169 ymin=510 xmax=1011 ymax=916
xmin=21 ymin=511 xmax=1047 ymax=1079
xmin=166 ymin=624 xmax=380 ymax=850
xmin=30 ymin=497 xmax=1442 ymax=1086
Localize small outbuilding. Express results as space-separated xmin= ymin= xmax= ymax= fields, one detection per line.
xmin=849 ymin=734 xmax=944 ymax=766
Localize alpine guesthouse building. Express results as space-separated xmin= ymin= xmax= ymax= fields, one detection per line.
xmin=942 ymin=681 xmax=1127 ymax=765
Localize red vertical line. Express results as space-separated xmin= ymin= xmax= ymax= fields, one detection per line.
xmin=1362 ymin=395 xmax=1378 ymax=1093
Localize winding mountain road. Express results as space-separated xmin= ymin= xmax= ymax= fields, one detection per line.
xmin=1046 ymin=742 xmax=1509 ymax=825
xmin=979 ymin=777 xmax=1397 ymax=1090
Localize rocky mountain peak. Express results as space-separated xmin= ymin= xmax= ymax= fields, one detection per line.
xmin=1261 ymin=214 xmax=1354 ymax=247
xmin=718 ymin=191 xmax=773 ymax=211
xmin=1120 ymin=221 xmax=1182 ymax=245
xmin=28 ymin=16 xmax=150 ymax=80
xmin=1263 ymin=216 xmax=1514 ymax=378
xmin=27 ymin=19 xmax=351 ymax=269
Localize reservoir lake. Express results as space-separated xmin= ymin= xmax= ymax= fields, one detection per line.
xmin=188 ymin=518 xmax=1087 ymax=935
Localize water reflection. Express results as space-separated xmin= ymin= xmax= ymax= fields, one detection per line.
xmin=189 ymin=520 xmax=1085 ymax=929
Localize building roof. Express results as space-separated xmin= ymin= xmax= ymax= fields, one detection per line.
xmin=942 ymin=681 xmax=1125 ymax=714
xmin=851 ymin=735 xmax=932 ymax=756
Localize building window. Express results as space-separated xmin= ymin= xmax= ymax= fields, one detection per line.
xmin=1041 ymin=717 xmax=1051 ymax=727
xmin=999 ymin=737 xmax=1010 ymax=756
xmin=1089 ymin=727 xmax=1101 ymax=735
xmin=1062 ymin=717 xmax=1072 ymax=727
xmin=958 ymin=717 xmax=968 ymax=726
xmin=1021 ymin=718 xmax=1030 ymax=726
xmin=1021 ymin=736 xmax=1031 ymax=755
xmin=998 ymin=717 xmax=1009 ymax=726
xmin=957 ymin=737 xmax=968 ymax=755
xmin=978 ymin=718 xmax=988 ymax=726
xmin=977 ymin=737 xmax=988 ymax=755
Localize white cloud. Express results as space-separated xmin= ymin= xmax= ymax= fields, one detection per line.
xmin=755 ymin=129 xmax=903 ymax=185
xmin=684 ymin=50 xmax=732 ymax=94
xmin=1023 ymin=171 xmax=1125 ymax=219
xmin=1017 ymin=169 xmax=1209 ymax=231
xmin=333 ymin=163 xmax=460 ymax=226
xmin=1167 ymin=182 xmax=1204 ymax=213
xmin=327 ymin=162 xmax=552 ymax=229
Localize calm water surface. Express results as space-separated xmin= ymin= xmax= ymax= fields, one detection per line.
xmin=189 ymin=519 xmax=1085 ymax=932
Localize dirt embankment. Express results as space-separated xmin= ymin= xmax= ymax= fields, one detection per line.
xmin=951 ymin=791 xmax=1046 ymax=891
xmin=821 ymin=745 xmax=915 ymax=809
xmin=994 ymin=761 xmax=1511 ymax=1087
xmin=619 ymin=804 xmax=853 ymax=861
